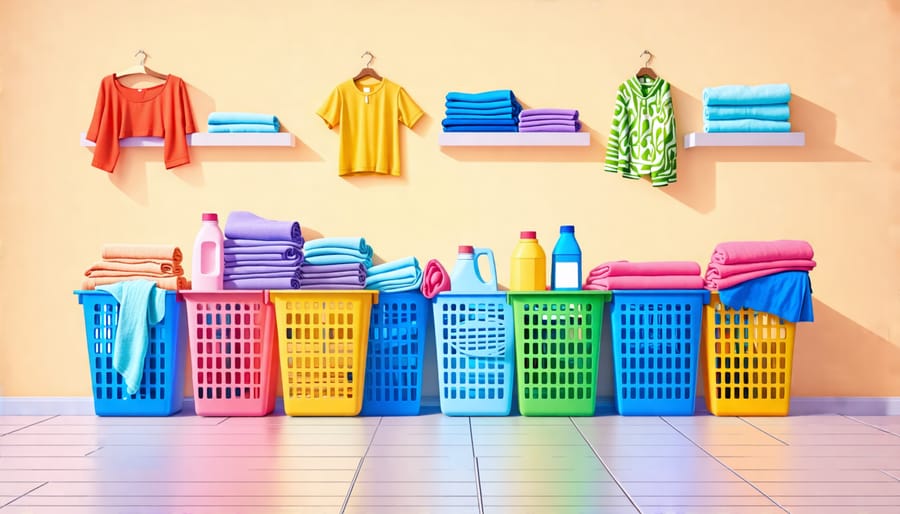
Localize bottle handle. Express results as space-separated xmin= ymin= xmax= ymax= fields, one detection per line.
xmin=473 ymin=248 xmax=498 ymax=289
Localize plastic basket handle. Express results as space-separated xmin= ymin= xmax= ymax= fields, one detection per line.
xmin=447 ymin=337 xmax=506 ymax=359
xmin=473 ymin=247 xmax=498 ymax=290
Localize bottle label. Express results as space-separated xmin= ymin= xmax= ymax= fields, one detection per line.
xmin=554 ymin=262 xmax=579 ymax=288
xmin=199 ymin=241 xmax=219 ymax=274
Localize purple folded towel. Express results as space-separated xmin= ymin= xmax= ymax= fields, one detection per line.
xmin=224 ymin=267 xmax=302 ymax=280
xmin=224 ymin=211 xmax=303 ymax=244
xmin=519 ymin=119 xmax=580 ymax=128
xmin=225 ymin=239 xmax=304 ymax=250
xmin=223 ymin=243 xmax=303 ymax=258
xmin=298 ymin=283 xmax=366 ymax=290
xmin=519 ymin=108 xmax=579 ymax=119
xmin=519 ymin=123 xmax=581 ymax=132
xmin=224 ymin=276 xmax=301 ymax=290
xmin=223 ymin=255 xmax=303 ymax=267
xmin=518 ymin=114 xmax=579 ymax=122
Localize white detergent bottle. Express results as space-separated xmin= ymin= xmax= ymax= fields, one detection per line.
xmin=192 ymin=212 xmax=224 ymax=290
xmin=449 ymin=245 xmax=498 ymax=292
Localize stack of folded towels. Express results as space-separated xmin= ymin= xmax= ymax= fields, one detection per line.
xmin=83 ymin=244 xmax=188 ymax=290
xmin=518 ymin=108 xmax=581 ymax=133
xmin=442 ymin=89 xmax=521 ymax=132
xmin=704 ymin=240 xmax=816 ymax=322
xmin=365 ymin=256 xmax=423 ymax=292
xmin=207 ymin=112 xmax=281 ymax=133
xmin=299 ymin=237 xmax=372 ymax=289
xmin=223 ymin=211 xmax=304 ymax=290
xmin=583 ymin=261 xmax=704 ymax=290
xmin=702 ymin=83 xmax=792 ymax=133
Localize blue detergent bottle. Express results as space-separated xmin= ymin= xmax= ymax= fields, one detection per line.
xmin=449 ymin=245 xmax=498 ymax=292
xmin=551 ymin=225 xmax=582 ymax=290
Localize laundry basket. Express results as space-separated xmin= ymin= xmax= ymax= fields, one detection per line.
xmin=508 ymin=291 xmax=610 ymax=416
xmin=362 ymin=291 xmax=431 ymax=416
xmin=269 ymin=290 xmax=378 ymax=416
xmin=702 ymin=292 xmax=796 ymax=416
xmin=433 ymin=292 xmax=514 ymax=416
xmin=182 ymin=290 xmax=278 ymax=416
xmin=609 ymin=290 xmax=709 ymax=415
xmin=75 ymin=290 xmax=187 ymax=416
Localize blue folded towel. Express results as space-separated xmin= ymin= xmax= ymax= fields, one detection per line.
xmin=208 ymin=124 xmax=279 ymax=133
xmin=305 ymin=237 xmax=369 ymax=253
xmin=703 ymin=104 xmax=790 ymax=121
xmin=96 ymin=280 xmax=167 ymax=396
xmin=367 ymin=256 xmax=419 ymax=276
xmin=445 ymin=107 xmax=519 ymax=117
xmin=704 ymin=119 xmax=791 ymax=133
xmin=446 ymin=99 xmax=522 ymax=111
xmin=208 ymin=112 xmax=280 ymax=125
xmin=718 ymin=271 xmax=813 ymax=323
xmin=303 ymin=253 xmax=373 ymax=267
xmin=446 ymin=90 xmax=515 ymax=103
xmin=442 ymin=118 xmax=518 ymax=127
xmin=367 ymin=273 xmax=424 ymax=293
xmin=703 ymin=84 xmax=791 ymax=106
xmin=443 ymin=125 xmax=519 ymax=132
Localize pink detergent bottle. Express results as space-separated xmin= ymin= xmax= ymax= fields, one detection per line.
xmin=192 ymin=213 xmax=224 ymax=291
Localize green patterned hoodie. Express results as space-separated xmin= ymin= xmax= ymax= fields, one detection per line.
xmin=604 ymin=76 xmax=677 ymax=186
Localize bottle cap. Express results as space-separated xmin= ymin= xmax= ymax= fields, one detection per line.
xmin=560 ymin=225 xmax=574 ymax=233
xmin=202 ymin=213 xmax=218 ymax=221
xmin=458 ymin=245 xmax=474 ymax=254
xmin=520 ymin=231 xmax=537 ymax=239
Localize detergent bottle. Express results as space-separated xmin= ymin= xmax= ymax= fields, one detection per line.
xmin=551 ymin=225 xmax=582 ymax=290
xmin=192 ymin=212 xmax=224 ymax=291
xmin=509 ymin=231 xmax=547 ymax=291
xmin=449 ymin=245 xmax=498 ymax=292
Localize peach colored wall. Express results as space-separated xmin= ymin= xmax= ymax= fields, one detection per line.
xmin=0 ymin=0 xmax=897 ymax=398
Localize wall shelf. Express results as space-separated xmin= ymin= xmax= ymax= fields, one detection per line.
xmin=684 ymin=132 xmax=805 ymax=148
xmin=439 ymin=132 xmax=590 ymax=147
xmin=80 ymin=132 xmax=296 ymax=147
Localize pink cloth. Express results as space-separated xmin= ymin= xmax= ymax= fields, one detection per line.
xmin=421 ymin=259 xmax=450 ymax=299
xmin=588 ymin=260 xmax=701 ymax=279
xmin=705 ymin=259 xmax=816 ymax=280
xmin=711 ymin=240 xmax=814 ymax=265
xmin=705 ymin=267 xmax=813 ymax=290
xmin=583 ymin=275 xmax=705 ymax=290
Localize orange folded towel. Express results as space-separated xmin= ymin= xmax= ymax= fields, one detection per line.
xmin=85 ymin=260 xmax=183 ymax=276
xmin=87 ymin=270 xmax=182 ymax=279
xmin=101 ymin=244 xmax=183 ymax=263
xmin=81 ymin=275 xmax=188 ymax=291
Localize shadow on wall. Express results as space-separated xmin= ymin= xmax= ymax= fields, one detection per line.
xmin=664 ymin=88 xmax=869 ymax=214
xmin=439 ymin=120 xmax=606 ymax=163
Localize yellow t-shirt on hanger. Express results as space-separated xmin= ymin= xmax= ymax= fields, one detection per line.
xmin=317 ymin=77 xmax=424 ymax=176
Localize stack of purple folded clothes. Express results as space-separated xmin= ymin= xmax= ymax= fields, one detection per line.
xmin=222 ymin=211 xmax=304 ymax=290
xmin=518 ymin=108 xmax=581 ymax=133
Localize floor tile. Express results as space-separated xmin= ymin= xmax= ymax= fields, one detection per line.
xmin=719 ymin=455 xmax=900 ymax=469
xmin=1 ymin=507 xmax=329 ymax=514
xmin=366 ymin=444 xmax=470 ymax=457
xmin=480 ymin=480 xmax=624 ymax=496
xmin=789 ymin=507 xmax=900 ymax=514
xmin=586 ymin=444 xmax=709 ymax=457
xmin=474 ymin=444 xmax=597 ymax=458
xmin=344 ymin=507 xmax=478 ymax=514
xmin=361 ymin=456 xmax=474 ymax=471
xmin=621 ymin=481 xmax=764 ymax=496
xmin=738 ymin=469 xmax=897 ymax=482
xmin=774 ymin=433 xmax=900 ymax=445
xmin=344 ymin=495 xmax=479 ymax=506
xmin=90 ymin=444 xmax=369 ymax=457
xmin=0 ymin=483 xmax=45 ymax=496
xmin=476 ymin=456 xmax=604 ymax=470
xmin=473 ymin=431 xmax=585 ymax=446
xmin=759 ymin=481 xmax=900 ymax=496
xmin=633 ymin=495 xmax=778 ymax=506
xmin=355 ymin=466 xmax=475 ymax=482
xmin=774 ymin=495 xmax=900 ymax=506
xmin=484 ymin=507 xmax=639 ymax=514
xmin=639 ymin=507 xmax=786 ymax=514
xmin=481 ymin=495 xmax=634 ymax=506
xmin=371 ymin=431 xmax=470 ymax=445
xmin=8 ymin=495 xmax=346 ymax=507
xmin=350 ymin=481 xmax=476 ymax=496
xmin=478 ymin=467 xmax=614 ymax=482
xmin=0 ymin=445 xmax=99 ymax=457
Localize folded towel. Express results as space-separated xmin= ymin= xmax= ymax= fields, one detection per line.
xmin=223 ymin=254 xmax=303 ymax=266
xmin=367 ymin=274 xmax=424 ymax=293
xmin=704 ymin=119 xmax=791 ymax=133
xmin=101 ymin=244 xmax=182 ymax=263
xmin=442 ymin=118 xmax=519 ymax=127
xmin=304 ymin=237 xmax=369 ymax=253
xmin=445 ymin=99 xmax=521 ymax=111
xmin=367 ymin=256 xmax=420 ymax=276
xmin=224 ymin=211 xmax=303 ymax=243
xmin=446 ymin=90 xmax=515 ymax=103
xmin=300 ymin=275 xmax=366 ymax=288
xmin=208 ymin=112 xmax=280 ymax=126
xmin=445 ymin=107 xmax=520 ymax=117
xmin=87 ymin=270 xmax=182 ymax=279
xmin=82 ymin=275 xmax=187 ymax=291
xmin=301 ymin=262 xmax=367 ymax=274
xmin=366 ymin=266 xmax=422 ymax=288
xmin=711 ymin=240 xmax=814 ymax=265
xmin=518 ymin=114 xmax=579 ymax=122
xmin=223 ymin=269 xmax=302 ymax=280
xmin=443 ymin=125 xmax=519 ymax=132
xmin=224 ymin=243 xmax=303 ymax=258
xmin=705 ymin=266 xmax=815 ymax=290
xmin=302 ymin=254 xmax=372 ymax=266
xmin=519 ymin=119 xmax=581 ymax=128
xmin=421 ymin=259 xmax=450 ymax=299
xmin=224 ymin=239 xmax=304 ymax=251
xmin=583 ymin=275 xmax=706 ymax=290
xmin=519 ymin=108 xmax=579 ymax=119
xmin=703 ymin=104 xmax=790 ymax=121
xmin=299 ymin=282 xmax=366 ymax=290
xmin=224 ymin=276 xmax=301 ymax=290
xmin=588 ymin=261 xmax=701 ymax=279
xmin=518 ymin=124 xmax=580 ymax=133
xmin=86 ymin=260 xmax=183 ymax=276
xmin=703 ymin=84 xmax=792 ymax=106
xmin=208 ymin=124 xmax=279 ymax=133
xmin=224 ymin=264 xmax=302 ymax=275
xmin=705 ymin=259 xmax=816 ymax=280
xmin=718 ymin=271 xmax=813 ymax=323
xmin=96 ymin=280 xmax=167 ymax=395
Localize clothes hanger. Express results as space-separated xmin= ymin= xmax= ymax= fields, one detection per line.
xmin=635 ymin=50 xmax=658 ymax=79
xmin=353 ymin=51 xmax=383 ymax=82
xmin=115 ymin=49 xmax=168 ymax=80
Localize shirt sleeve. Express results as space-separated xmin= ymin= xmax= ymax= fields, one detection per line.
xmin=86 ymin=77 xmax=119 ymax=173
xmin=397 ymin=87 xmax=424 ymax=128
xmin=603 ymin=87 xmax=626 ymax=174
xmin=163 ymin=77 xmax=194 ymax=170
xmin=316 ymin=87 xmax=342 ymax=128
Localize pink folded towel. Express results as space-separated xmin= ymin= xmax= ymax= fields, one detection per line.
xmin=583 ymin=275 xmax=705 ymax=290
xmin=705 ymin=267 xmax=812 ymax=290
xmin=711 ymin=240 xmax=814 ymax=265
xmin=705 ymin=259 xmax=816 ymax=280
xmin=588 ymin=260 xmax=701 ymax=279
xmin=85 ymin=260 xmax=183 ymax=276
xmin=421 ymin=259 xmax=450 ymax=299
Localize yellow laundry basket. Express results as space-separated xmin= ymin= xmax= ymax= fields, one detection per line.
xmin=702 ymin=292 xmax=796 ymax=416
xmin=269 ymin=290 xmax=378 ymax=416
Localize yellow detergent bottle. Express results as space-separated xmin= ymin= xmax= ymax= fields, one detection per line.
xmin=509 ymin=231 xmax=547 ymax=291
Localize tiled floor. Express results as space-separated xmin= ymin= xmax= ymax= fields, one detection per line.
xmin=1 ymin=412 xmax=899 ymax=513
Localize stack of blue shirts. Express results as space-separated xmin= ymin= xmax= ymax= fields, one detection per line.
xmin=299 ymin=237 xmax=373 ymax=290
xmin=365 ymin=256 xmax=423 ymax=292
xmin=208 ymin=112 xmax=281 ymax=133
xmin=223 ymin=211 xmax=304 ymax=290
xmin=442 ymin=90 xmax=521 ymax=132
xmin=702 ymin=84 xmax=792 ymax=133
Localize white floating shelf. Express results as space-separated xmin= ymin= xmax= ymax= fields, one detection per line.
xmin=684 ymin=132 xmax=805 ymax=148
xmin=80 ymin=132 xmax=295 ymax=147
xmin=439 ymin=132 xmax=590 ymax=147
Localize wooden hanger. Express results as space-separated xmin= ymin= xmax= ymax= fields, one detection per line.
xmin=635 ymin=50 xmax=658 ymax=79
xmin=353 ymin=51 xmax=382 ymax=82
xmin=115 ymin=49 xmax=168 ymax=80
